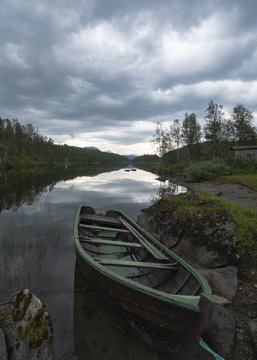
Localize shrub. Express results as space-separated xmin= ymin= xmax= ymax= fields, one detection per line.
xmin=185 ymin=159 xmax=231 ymax=182
xmin=229 ymin=156 xmax=257 ymax=174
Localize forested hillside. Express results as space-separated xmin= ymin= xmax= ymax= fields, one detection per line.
xmin=0 ymin=117 xmax=128 ymax=168
xmin=132 ymin=154 xmax=160 ymax=169
xmin=152 ymin=101 xmax=257 ymax=164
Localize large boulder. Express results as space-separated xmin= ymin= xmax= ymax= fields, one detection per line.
xmin=199 ymin=266 xmax=238 ymax=301
xmin=137 ymin=193 xmax=238 ymax=299
xmin=203 ymin=304 xmax=236 ymax=360
xmin=0 ymin=289 xmax=53 ymax=360
xmin=137 ymin=192 xmax=237 ymax=268
xmin=247 ymin=318 xmax=257 ymax=354
xmin=0 ymin=328 xmax=7 ymax=360
xmin=137 ymin=192 xmax=238 ymax=358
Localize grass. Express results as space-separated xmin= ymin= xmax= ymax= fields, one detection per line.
xmin=196 ymin=190 xmax=257 ymax=257
xmin=218 ymin=174 xmax=257 ymax=191
xmin=0 ymin=200 xmax=64 ymax=289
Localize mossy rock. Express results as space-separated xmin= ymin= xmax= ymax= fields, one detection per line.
xmin=0 ymin=289 xmax=53 ymax=359
xmin=138 ymin=191 xmax=237 ymax=267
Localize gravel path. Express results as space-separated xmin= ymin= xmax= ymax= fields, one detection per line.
xmin=186 ymin=182 xmax=257 ymax=210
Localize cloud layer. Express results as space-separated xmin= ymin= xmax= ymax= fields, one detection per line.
xmin=1 ymin=0 xmax=257 ymax=154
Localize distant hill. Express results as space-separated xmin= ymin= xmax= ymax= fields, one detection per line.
xmin=132 ymin=154 xmax=160 ymax=170
xmin=126 ymin=154 xmax=137 ymax=160
xmin=84 ymin=146 xmax=100 ymax=151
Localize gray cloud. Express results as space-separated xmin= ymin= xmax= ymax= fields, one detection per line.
xmin=0 ymin=0 xmax=257 ymax=154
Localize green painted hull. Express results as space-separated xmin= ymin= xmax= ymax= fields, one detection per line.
xmin=74 ymin=206 xmax=214 ymax=354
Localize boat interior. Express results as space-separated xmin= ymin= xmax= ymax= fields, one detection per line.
xmin=78 ymin=207 xmax=202 ymax=297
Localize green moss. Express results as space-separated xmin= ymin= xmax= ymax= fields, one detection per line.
xmin=18 ymin=303 xmax=53 ymax=349
xmin=195 ymin=190 xmax=257 ymax=257
xmin=12 ymin=291 xmax=32 ymax=322
xmin=158 ymin=192 xmax=228 ymax=225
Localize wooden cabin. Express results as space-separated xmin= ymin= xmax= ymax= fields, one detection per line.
xmin=229 ymin=145 xmax=257 ymax=158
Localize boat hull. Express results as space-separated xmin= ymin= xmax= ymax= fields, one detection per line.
xmin=75 ymin=252 xmax=213 ymax=355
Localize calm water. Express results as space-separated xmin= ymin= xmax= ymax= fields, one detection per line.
xmin=0 ymin=166 xmax=189 ymax=359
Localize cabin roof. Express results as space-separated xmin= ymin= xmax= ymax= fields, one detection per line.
xmin=230 ymin=145 xmax=257 ymax=150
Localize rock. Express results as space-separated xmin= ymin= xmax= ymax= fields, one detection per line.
xmin=0 ymin=289 xmax=53 ymax=360
xmin=137 ymin=194 xmax=237 ymax=268
xmin=203 ymin=304 xmax=236 ymax=360
xmin=175 ymin=237 xmax=234 ymax=268
xmin=0 ymin=329 xmax=7 ymax=360
xmin=216 ymin=191 xmax=223 ymax=196
xmin=199 ymin=266 xmax=238 ymax=301
xmin=137 ymin=193 xmax=239 ymax=359
xmin=247 ymin=318 xmax=257 ymax=354
xmin=212 ymin=295 xmax=230 ymax=306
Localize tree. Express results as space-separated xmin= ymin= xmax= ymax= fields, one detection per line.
xmin=170 ymin=119 xmax=182 ymax=162
xmin=181 ymin=113 xmax=201 ymax=161
xmin=0 ymin=117 xmax=4 ymax=140
xmin=170 ymin=119 xmax=182 ymax=149
xmin=231 ymin=104 xmax=257 ymax=145
xmin=204 ymin=100 xmax=226 ymax=157
xmin=151 ymin=122 xmax=173 ymax=157
xmin=169 ymin=119 xmax=182 ymax=162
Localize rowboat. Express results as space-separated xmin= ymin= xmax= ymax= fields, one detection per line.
xmin=74 ymin=206 xmax=213 ymax=355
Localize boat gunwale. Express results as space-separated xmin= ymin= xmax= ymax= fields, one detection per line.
xmin=74 ymin=206 xmax=212 ymax=313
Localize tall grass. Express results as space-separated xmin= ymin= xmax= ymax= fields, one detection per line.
xmin=0 ymin=200 xmax=66 ymax=290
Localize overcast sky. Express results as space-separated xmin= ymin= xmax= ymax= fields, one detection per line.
xmin=1 ymin=0 xmax=257 ymax=155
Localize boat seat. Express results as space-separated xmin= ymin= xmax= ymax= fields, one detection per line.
xmin=79 ymin=223 xmax=129 ymax=233
xmin=93 ymin=258 xmax=178 ymax=270
xmin=80 ymin=237 xmax=143 ymax=248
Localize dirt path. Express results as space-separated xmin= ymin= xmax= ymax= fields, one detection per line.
xmin=186 ymin=182 xmax=257 ymax=210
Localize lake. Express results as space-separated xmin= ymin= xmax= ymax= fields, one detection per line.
xmin=0 ymin=166 xmax=187 ymax=359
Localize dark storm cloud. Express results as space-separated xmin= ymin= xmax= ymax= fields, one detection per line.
xmin=0 ymin=0 xmax=257 ymax=154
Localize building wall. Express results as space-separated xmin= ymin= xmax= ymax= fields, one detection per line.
xmin=235 ymin=149 xmax=257 ymax=158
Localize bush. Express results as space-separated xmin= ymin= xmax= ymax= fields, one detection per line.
xmin=229 ymin=156 xmax=257 ymax=174
xmin=153 ymin=161 xmax=188 ymax=173
xmin=185 ymin=159 xmax=231 ymax=182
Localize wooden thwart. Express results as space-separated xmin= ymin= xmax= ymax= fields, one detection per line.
xmin=94 ymin=258 xmax=178 ymax=270
xmin=80 ymin=237 xmax=143 ymax=248
xmin=79 ymin=223 xmax=129 ymax=233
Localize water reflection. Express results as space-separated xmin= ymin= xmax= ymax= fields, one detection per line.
xmin=0 ymin=166 xmax=122 ymax=213
xmin=0 ymin=166 xmax=188 ymax=359
xmin=74 ymin=263 xmax=158 ymax=360
xmin=152 ymin=179 xmax=187 ymax=202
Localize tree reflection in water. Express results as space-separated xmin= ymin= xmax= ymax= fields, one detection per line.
xmin=0 ymin=166 xmax=122 ymax=213
xmin=152 ymin=179 xmax=187 ymax=202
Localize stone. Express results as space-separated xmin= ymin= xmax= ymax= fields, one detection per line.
xmin=0 ymin=329 xmax=7 ymax=360
xmin=137 ymin=194 xmax=237 ymax=269
xmin=0 ymin=289 xmax=53 ymax=360
xmin=137 ymin=194 xmax=239 ymax=359
xmin=212 ymin=295 xmax=230 ymax=306
xmin=247 ymin=318 xmax=257 ymax=354
xmin=199 ymin=266 xmax=238 ymax=301
xmin=203 ymin=304 xmax=236 ymax=360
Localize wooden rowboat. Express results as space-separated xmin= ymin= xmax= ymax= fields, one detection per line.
xmin=74 ymin=206 xmax=214 ymax=355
